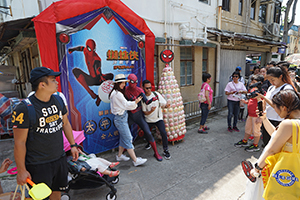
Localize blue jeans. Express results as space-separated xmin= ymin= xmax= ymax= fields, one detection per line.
xmin=148 ymin=120 xmax=168 ymax=150
xmin=227 ymin=100 xmax=240 ymax=127
xmin=200 ymin=103 xmax=209 ymax=126
xmin=114 ymin=111 xmax=134 ymax=149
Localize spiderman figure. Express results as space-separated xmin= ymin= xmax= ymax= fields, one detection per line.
xmin=68 ymin=39 xmax=114 ymax=106
xmin=125 ymin=74 xmax=163 ymax=161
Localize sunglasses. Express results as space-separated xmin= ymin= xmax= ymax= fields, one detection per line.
xmin=232 ymin=76 xmax=239 ymax=78
xmin=145 ymin=87 xmax=152 ymax=90
xmin=130 ymin=80 xmax=138 ymax=84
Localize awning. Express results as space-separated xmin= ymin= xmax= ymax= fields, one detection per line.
xmin=0 ymin=17 xmax=35 ymax=55
xmin=207 ymin=27 xmax=286 ymax=47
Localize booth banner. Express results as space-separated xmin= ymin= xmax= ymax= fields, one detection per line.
xmin=56 ymin=8 xmax=146 ymax=154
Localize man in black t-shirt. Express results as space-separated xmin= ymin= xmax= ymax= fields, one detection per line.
xmin=13 ymin=67 xmax=79 ymax=200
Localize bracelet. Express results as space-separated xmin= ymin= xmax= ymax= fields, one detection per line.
xmin=255 ymin=163 xmax=263 ymax=171
xmin=70 ymin=143 xmax=78 ymax=148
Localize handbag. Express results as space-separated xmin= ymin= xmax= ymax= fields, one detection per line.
xmin=198 ymin=83 xmax=207 ymax=103
xmin=262 ymin=120 xmax=300 ymax=200
xmin=11 ymin=184 xmax=27 ymax=200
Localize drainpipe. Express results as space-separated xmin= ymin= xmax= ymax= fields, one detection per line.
xmin=217 ymin=0 xmax=222 ymax=30
xmin=208 ymin=39 xmax=220 ymax=97
xmin=164 ymin=0 xmax=167 ymax=46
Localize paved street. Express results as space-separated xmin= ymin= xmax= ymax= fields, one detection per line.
xmin=0 ymin=109 xmax=263 ymax=200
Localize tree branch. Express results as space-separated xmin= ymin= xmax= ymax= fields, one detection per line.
xmin=288 ymin=0 xmax=298 ymax=30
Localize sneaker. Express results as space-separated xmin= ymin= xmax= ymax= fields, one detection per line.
xmin=227 ymin=126 xmax=233 ymax=132
xmin=203 ymin=126 xmax=210 ymax=130
xmin=198 ymin=128 xmax=208 ymax=134
xmin=163 ymin=150 xmax=171 ymax=160
xmin=145 ymin=143 xmax=151 ymax=150
xmin=133 ymin=157 xmax=147 ymax=166
xmin=116 ymin=154 xmax=130 ymax=161
xmin=232 ymin=127 xmax=240 ymax=132
xmin=245 ymin=145 xmax=260 ymax=152
xmin=234 ymin=140 xmax=249 ymax=147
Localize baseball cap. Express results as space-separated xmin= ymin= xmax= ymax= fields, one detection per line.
xmin=236 ymin=66 xmax=242 ymax=71
xmin=29 ymin=67 xmax=61 ymax=83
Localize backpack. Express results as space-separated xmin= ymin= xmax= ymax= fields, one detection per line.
xmin=22 ymin=94 xmax=64 ymax=133
xmin=198 ymin=83 xmax=207 ymax=103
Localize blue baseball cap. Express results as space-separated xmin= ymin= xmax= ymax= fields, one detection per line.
xmin=236 ymin=66 xmax=242 ymax=71
xmin=29 ymin=67 xmax=61 ymax=83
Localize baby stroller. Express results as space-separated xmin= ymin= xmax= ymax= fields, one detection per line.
xmin=62 ymin=131 xmax=119 ymax=200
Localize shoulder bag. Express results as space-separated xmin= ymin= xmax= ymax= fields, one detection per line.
xmin=262 ymin=120 xmax=300 ymax=200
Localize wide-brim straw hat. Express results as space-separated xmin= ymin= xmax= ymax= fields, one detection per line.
xmin=114 ymin=74 xmax=129 ymax=83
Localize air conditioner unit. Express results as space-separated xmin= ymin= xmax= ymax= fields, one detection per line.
xmin=269 ymin=23 xmax=280 ymax=36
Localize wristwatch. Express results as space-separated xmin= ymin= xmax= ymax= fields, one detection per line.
xmin=255 ymin=163 xmax=263 ymax=171
xmin=70 ymin=143 xmax=78 ymax=148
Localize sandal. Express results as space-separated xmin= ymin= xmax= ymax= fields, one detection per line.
xmin=109 ymin=162 xmax=120 ymax=168
xmin=109 ymin=170 xmax=120 ymax=177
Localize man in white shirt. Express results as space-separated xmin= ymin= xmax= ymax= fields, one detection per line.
xmin=141 ymin=80 xmax=171 ymax=159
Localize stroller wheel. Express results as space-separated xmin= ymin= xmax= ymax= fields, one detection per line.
xmin=106 ymin=192 xmax=117 ymax=200
xmin=111 ymin=177 xmax=119 ymax=184
xmin=61 ymin=193 xmax=70 ymax=200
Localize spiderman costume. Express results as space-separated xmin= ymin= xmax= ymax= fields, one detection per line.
xmin=125 ymin=74 xmax=163 ymax=161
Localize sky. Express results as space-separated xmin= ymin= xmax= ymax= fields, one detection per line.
xmin=282 ymin=0 xmax=300 ymax=25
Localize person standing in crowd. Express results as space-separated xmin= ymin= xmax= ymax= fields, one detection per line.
xmin=141 ymin=80 xmax=171 ymax=160
xmin=109 ymin=74 xmax=147 ymax=167
xmin=247 ymin=66 xmax=260 ymax=89
xmin=225 ymin=71 xmax=247 ymax=132
xmin=0 ymin=158 xmax=13 ymax=193
xmin=198 ymin=73 xmax=213 ymax=134
xmin=245 ymin=90 xmax=300 ymax=200
xmin=228 ymin=66 xmax=245 ymax=84
xmin=266 ymin=61 xmax=276 ymax=70
xmin=259 ymin=67 xmax=271 ymax=93
xmin=288 ymin=67 xmax=300 ymax=92
xmin=13 ymin=67 xmax=79 ymax=200
xmin=257 ymin=66 xmax=295 ymax=147
xmin=234 ymin=75 xmax=264 ymax=152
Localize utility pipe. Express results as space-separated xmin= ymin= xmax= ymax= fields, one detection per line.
xmin=218 ymin=0 xmax=222 ymax=29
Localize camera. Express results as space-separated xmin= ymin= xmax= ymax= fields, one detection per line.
xmin=246 ymin=82 xmax=264 ymax=99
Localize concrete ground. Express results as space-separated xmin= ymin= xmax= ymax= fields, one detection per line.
xmin=0 ymin=109 xmax=263 ymax=200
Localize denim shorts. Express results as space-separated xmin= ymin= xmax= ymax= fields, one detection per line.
xmin=114 ymin=111 xmax=134 ymax=149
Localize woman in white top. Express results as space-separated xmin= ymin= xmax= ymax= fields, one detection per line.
xmin=245 ymin=89 xmax=300 ymax=200
xmin=109 ymin=74 xmax=147 ymax=167
xmin=257 ymin=66 xmax=296 ymax=146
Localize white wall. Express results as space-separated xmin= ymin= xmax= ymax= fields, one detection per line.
xmin=0 ymin=0 xmax=39 ymax=22
xmin=121 ymin=0 xmax=218 ymax=40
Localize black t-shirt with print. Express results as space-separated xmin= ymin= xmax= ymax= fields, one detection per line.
xmin=12 ymin=95 xmax=67 ymax=165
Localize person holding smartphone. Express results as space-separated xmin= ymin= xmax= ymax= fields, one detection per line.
xmin=225 ymin=71 xmax=247 ymax=132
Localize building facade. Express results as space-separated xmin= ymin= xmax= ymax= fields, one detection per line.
xmin=0 ymin=0 xmax=284 ymax=108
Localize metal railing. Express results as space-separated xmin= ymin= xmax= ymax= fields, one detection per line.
xmin=183 ymin=95 xmax=223 ymax=121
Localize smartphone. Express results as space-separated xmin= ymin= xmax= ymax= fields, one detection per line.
xmin=257 ymin=100 xmax=263 ymax=116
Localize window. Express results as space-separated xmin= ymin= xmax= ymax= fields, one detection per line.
xmin=199 ymin=0 xmax=209 ymax=4
xmin=238 ymin=0 xmax=243 ymax=15
xmin=202 ymin=48 xmax=208 ymax=73
xmin=222 ymin=0 xmax=230 ymax=12
xmin=259 ymin=4 xmax=267 ymax=23
xmin=180 ymin=47 xmax=193 ymax=86
xmin=274 ymin=2 xmax=281 ymax=23
xmin=250 ymin=0 xmax=256 ymax=20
